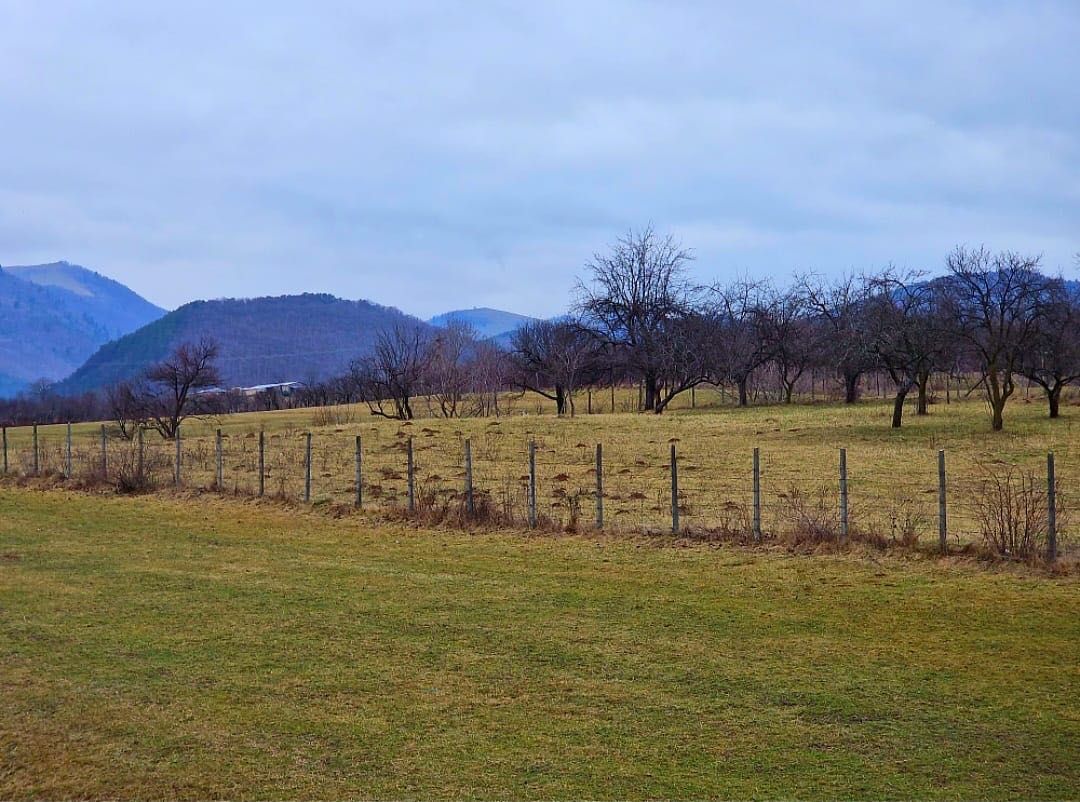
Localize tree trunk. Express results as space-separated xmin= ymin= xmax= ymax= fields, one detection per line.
xmin=555 ymin=385 xmax=566 ymax=416
xmin=737 ymin=378 xmax=749 ymax=407
xmin=1049 ymin=384 xmax=1061 ymax=419
xmin=991 ymin=403 xmax=1004 ymax=431
xmin=784 ymin=381 xmax=794 ymax=404
xmin=916 ymin=371 xmax=930 ymax=415
xmin=844 ymin=372 xmax=860 ymax=404
xmin=987 ymin=369 xmax=1006 ymax=431
xmin=891 ymin=387 xmax=908 ymax=428
xmin=643 ymin=376 xmax=658 ymax=413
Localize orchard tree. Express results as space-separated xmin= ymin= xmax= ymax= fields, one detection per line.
xmin=863 ymin=272 xmax=951 ymax=428
xmin=943 ymin=246 xmax=1049 ymax=431
xmin=106 ymin=338 xmax=222 ymax=438
xmin=797 ymin=273 xmax=874 ymax=403
xmin=351 ymin=324 xmax=431 ymax=420
xmin=706 ymin=279 xmax=771 ymax=406
xmin=424 ymin=321 xmax=478 ymax=418
xmin=510 ymin=319 xmax=601 ymax=416
xmin=575 ymin=226 xmax=700 ymax=413
xmin=759 ymin=285 xmax=819 ymax=403
xmin=1020 ymin=279 xmax=1080 ymax=419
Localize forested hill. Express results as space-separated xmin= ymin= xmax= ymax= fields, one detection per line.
xmin=428 ymin=307 xmax=538 ymax=340
xmin=0 ymin=262 xmax=164 ymax=397
xmin=56 ymin=293 xmax=429 ymax=394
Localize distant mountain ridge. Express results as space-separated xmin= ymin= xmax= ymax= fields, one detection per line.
xmin=428 ymin=307 xmax=538 ymax=340
xmin=0 ymin=262 xmax=164 ymax=396
xmin=58 ymin=293 xmax=431 ymax=394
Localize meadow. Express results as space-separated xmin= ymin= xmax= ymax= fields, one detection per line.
xmin=4 ymin=386 xmax=1077 ymax=549
xmin=1 ymin=488 xmax=1077 ymax=798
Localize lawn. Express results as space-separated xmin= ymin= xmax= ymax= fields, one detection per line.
xmin=1 ymin=488 xmax=1077 ymax=798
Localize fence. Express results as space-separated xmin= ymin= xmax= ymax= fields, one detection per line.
xmin=0 ymin=422 xmax=1065 ymax=561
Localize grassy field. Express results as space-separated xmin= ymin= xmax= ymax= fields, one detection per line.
xmin=4 ymin=389 xmax=1077 ymax=545
xmin=0 ymin=487 xmax=1077 ymax=798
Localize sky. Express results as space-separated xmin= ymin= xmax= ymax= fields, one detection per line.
xmin=1 ymin=1 xmax=1078 ymax=318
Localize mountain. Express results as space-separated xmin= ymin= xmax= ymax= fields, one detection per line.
xmin=429 ymin=307 xmax=538 ymax=340
xmin=0 ymin=261 xmax=164 ymax=397
xmin=58 ymin=293 xmax=430 ymax=394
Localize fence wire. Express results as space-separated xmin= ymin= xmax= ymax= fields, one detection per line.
xmin=0 ymin=422 xmax=1068 ymax=555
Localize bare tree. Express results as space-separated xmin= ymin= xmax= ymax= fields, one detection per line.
xmin=467 ymin=339 xmax=511 ymax=417
xmin=352 ymin=324 xmax=431 ymax=420
xmin=943 ymin=246 xmax=1050 ymax=431
xmin=649 ymin=310 xmax=714 ymax=413
xmin=575 ymin=226 xmax=699 ymax=413
xmin=1020 ymin=279 xmax=1080 ymax=419
xmin=863 ymin=272 xmax=952 ymax=427
xmin=105 ymin=380 xmax=145 ymax=438
xmin=424 ymin=321 xmax=477 ymax=418
xmin=510 ymin=319 xmax=601 ymax=416
xmin=705 ymin=279 xmax=772 ymax=406
xmin=759 ymin=286 xmax=819 ymax=403
xmin=798 ymin=273 xmax=874 ymax=403
xmin=128 ymin=338 xmax=223 ymax=438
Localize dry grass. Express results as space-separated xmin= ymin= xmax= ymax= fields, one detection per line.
xmin=4 ymin=388 xmax=1077 ymax=548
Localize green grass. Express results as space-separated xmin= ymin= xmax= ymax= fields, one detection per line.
xmin=1 ymin=488 xmax=1077 ymax=798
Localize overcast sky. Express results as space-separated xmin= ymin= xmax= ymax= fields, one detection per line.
xmin=2 ymin=1 xmax=1077 ymax=318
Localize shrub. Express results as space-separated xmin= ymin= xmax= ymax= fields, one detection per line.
xmin=971 ymin=463 xmax=1063 ymax=561
xmin=111 ymin=436 xmax=166 ymax=494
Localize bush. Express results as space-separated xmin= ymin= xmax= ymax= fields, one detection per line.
xmin=111 ymin=435 xmax=166 ymax=494
xmin=971 ymin=463 xmax=1063 ymax=561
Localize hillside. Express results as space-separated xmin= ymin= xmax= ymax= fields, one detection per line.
xmin=57 ymin=293 xmax=429 ymax=394
xmin=429 ymin=307 xmax=537 ymax=340
xmin=0 ymin=262 xmax=164 ymax=396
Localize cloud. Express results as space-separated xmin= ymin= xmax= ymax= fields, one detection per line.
xmin=1 ymin=0 xmax=1077 ymax=317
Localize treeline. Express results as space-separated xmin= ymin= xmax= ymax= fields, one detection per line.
xmin=3 ymin=230 xmax=1078 ymax=433
xmin=333 ymin=232 xmax=1079 ymax=431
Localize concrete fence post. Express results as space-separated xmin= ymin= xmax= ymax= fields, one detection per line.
xmin=464 ymin=438 xmax=474 ymax=516
xmin=528 ymin=440 xmax=537 ymax=528
xmin=355 ymin=435 xmax=362 ymax=508
xmin=258 ymin=431 xmax=265 ymax=497
xmin=839 ymin=447 xmax=849 ymax=543
xmin=595 ymin=443 xmax=604 ymax=529
xmin=752 ymin=447 xmax=761 ymax=541
xmin=671 ymin=443 xmax=680 ymax=534
xmin=1047 ymin=452 xmax=1057 ymax=562
xmin=406 ymin=436 xmax=415 ymax=513
xmin=304 ymin=432 xmax=312 ymax=503
xmin=403 ymin=436 xmax=414 ymax=511
xmin=137 ymin=426 xmax=144 ymax=479
xmin=938 ymin=449 xmax=947 ymax=554
xmin=215 ymin=429 xmax=223 ymax=491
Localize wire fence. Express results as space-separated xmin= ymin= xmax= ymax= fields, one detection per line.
xmin=1 ymin=422 xmax=1067 ymax=561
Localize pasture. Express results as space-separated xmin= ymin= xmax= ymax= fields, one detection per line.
xmin=1 ymin=488 xmax=1077 ymax=798
xmin=3 ymin=389 xmax=1077 ymax=548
